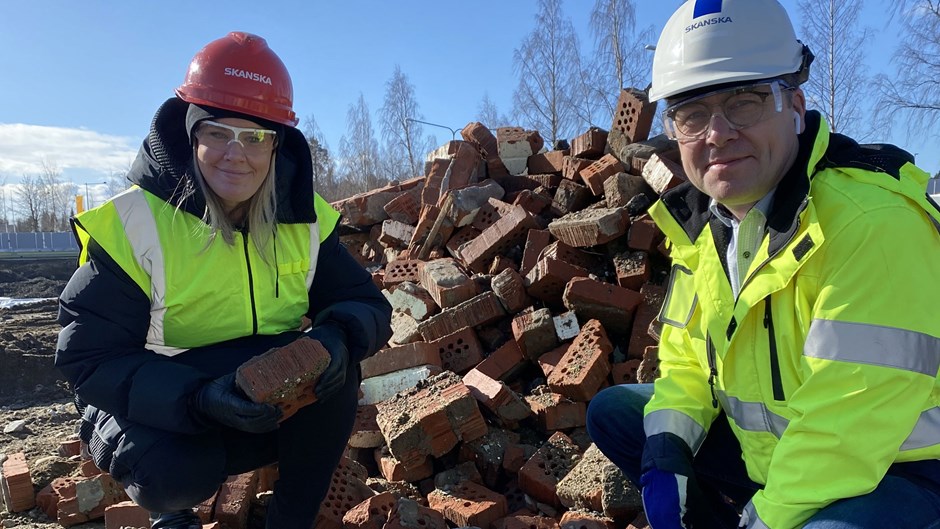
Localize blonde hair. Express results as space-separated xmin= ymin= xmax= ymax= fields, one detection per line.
xmin=192 ymin=155 xmax=278 ymax=262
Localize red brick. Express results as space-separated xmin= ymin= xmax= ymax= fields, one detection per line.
xmin=559 ymin=510 xmax=617 ymax=529
xmin=547 ymin=320 xmax=613 ymax=401
xmin=342 ymin=491 xmax=397 ymax=529
xmin=551 ymin=179 xmax=594 ymax=216
xmin=520 ymin=229 xmax=552 ymax=277
xmin=360 ymin=342 xmax=442 ymax=380
xmin=428 ymin=481 xmax=508 ymax=529
xmin=461 ymin=123 xmax=507 ymax=180
xmin=445 ymin=225 xmax=482 ymax=260
xmin=524 ymin=257 xmax=590 ymax=305
xmin=491 ymin=268 xmax=530 ymax=314
xmin=637 ymin=346 xmax=660 ymax=383
xmin=548 ymin=208 xmax=630 ymax=248
xmin=460 ymin=205 xmax=539 ymax=273
xmin=58 ymin=439 xmax=82 ymax=458
xmin=488 ymin=255 xmax=518 ymax=275
xmin=604 ymin=172 xmax=653 ymax=208
xmin=495 ymin=514 xmax=561 ymax=529
xmin=517 ymin=431 xmax=581 ymax=507
xmin=448 ymin=141 xmax=485 ymax=191
xmin=471 ymin=198 xmax=515 ymax=232
xmin=104 ymin=501 xmax=149 ymax=529
xmin=376 ymin=371 xmax=488 ymax=470
xmin=384 ymin=260 xmax=424 ymax=287
xmin=579 ymin=154 xmax=624 ymax=195
xmin=214 ymin=471 xmax=258 ymax=529
xmin=612 ymin=359 xmax=642 ymax=385
xmin=511 ymin=308 xmax=559 ymax=360
xmin=419 ymin=258 xmax=477 ymax=309
xmin=421 ymin=158 xmax=451 ymax=207
xmin=384 ymin=497 xmax=448 ymax=529
xmin=408 ymin=204 xmax=455 ymax=257
xmin=235 ymin=337 xmax=331 ymax=421
xmin=376 ymin=446 xmax=434 ymax=482
xmin=628 ymin=214 xmax=662 ymax=252
xmin=384 ymin=281 xmax=438 ymax=322
xmin=348 ymin=404 xmax=383 ymax=449
xmin=1 ymin=452 xmax=35 ymax=512
xmin=525 ymin=391 xmax=587 ymax=431
xmin=332 ymin=178 xmax=422 ymax=227
xmin=527 ymin=150 xmax=568 ymax=174
xmin=41 ymin=474 xmax=128 ymax=527
xmin=416 ymin=292 xmax=506 ymax=342
xmin=429 ymin=327 xmax=484 ymax=375
xmin=379 ymin=219 xmax=416 ymax=249
xmin=628 ymin=512 xmax=650 ymax=529
xmin=80 ymin=458 xmax=102 ymax=477
xmin=613 ymin=250 xmax=651 ymax=291
xmin=627 ymin=284 xmax=665 ymax=359
xmin=641 ymin=153 xmax=686 ymax=194
xmin=562 ymin=277 xmax=643 ymax=335
xmin=475 ymin=339 xmax=526 ymax=381
xmin=536 ymin=344 xmax=569 ymax=378
xmin=570 ymin=127 xmax=608 ymax=159
xmin=384 ymin=188 xmax=422 ymax=225
xmin=463 ymin=368 xmax=533 ymax=423
xmin=562 ymin=156 xmax=593 ymax=182
xmin=512 ymin=189 xmax=552 ymax=215
xmin=610 ymin=88 xmax=656 ymax=144
xmin=458 ymin=429 xmax=520 ymax=488
xmin=541 ymin=241 xmax=603 ymax=272
xmin=556 ymin=444 xmax=642 ymax=519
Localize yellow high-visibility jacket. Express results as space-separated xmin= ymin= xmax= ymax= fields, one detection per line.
xmin=646 ymin=111 xmax=940 ymax=528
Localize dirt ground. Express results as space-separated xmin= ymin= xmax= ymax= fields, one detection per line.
xmin=0 ymin=257 xmax=105 ymax=529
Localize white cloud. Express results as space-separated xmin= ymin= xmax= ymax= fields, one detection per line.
xmin=0 ymin=123 xmax=139 ymax=180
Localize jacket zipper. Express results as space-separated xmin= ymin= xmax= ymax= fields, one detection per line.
xmin=242 ymin=230 xmax=259 ymax=335
xmin=736 ymin=198 xmax=809 ymax=296
xmin=764 ymin=298 xmax=785 ymax=401
xmin=706 ymin=335 xmax=719 ymax=408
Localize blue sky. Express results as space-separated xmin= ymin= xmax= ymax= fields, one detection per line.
xmin=0 ymin=0 xmax=935 ymax=200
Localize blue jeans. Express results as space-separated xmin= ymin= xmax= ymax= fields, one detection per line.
xmin=586 ymin=383 xmax=940 ymax=528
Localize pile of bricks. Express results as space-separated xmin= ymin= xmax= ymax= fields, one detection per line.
xmin=0 ymin=88 xmax=684 ymax=529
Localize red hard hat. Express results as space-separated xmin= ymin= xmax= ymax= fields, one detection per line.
xmin=176 ymin=32 xmax=298 ymax=126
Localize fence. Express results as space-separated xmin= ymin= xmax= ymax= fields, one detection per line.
xmin=0 ymin=232 xmax=78 ymax=253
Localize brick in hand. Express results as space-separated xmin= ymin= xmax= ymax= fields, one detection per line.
xmin=235 ymin=336 xmax=331 ymax=422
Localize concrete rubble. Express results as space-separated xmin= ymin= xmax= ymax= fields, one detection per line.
xmin=0 ymin=88 xmax=686 ymax=529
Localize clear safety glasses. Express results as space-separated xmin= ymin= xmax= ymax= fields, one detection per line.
xmin=663 ymin=80 xmax=793 ymax=142
xmin=194 ymin=120 xmax=278 ymax=154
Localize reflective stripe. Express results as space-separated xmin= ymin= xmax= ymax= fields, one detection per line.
xmin=805 ymin=319 xmax=940 ymax=376
xmin=741 ymin=501 xmax=770 ymax=529
xmin=644 ymin=409 xmax=707 ymax=453
xmin=719 ymin=392 xmax=789 ymax=438
xmin=110 ymin=189 xmax=186 ymax=358
xmin=306 ymin=223 xmax=319 ymax=288
xmin=901 ymin=406 xmax=940 ymax=451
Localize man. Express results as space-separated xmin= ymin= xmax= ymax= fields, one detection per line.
xmin=586 ymin=1 xmax=940 ymax=528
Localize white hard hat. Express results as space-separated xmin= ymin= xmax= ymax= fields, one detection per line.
xmin=649 ymin=0 xmax=812 ymax=102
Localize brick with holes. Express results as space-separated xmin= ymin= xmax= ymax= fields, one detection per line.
xmin=547 ymin=319 xmax=613 ymax=402
xmin=384 ymin=497 xmax=448 ymax=529
xmin=37 ymin=474 xmax=128 ymax=527
xmin=460 ymin=204 xmax=539 ymax=273
xmin=611 ymin=359 xmax=643 ymax=385
xmin=559 ymin=510 xmax=618 ymax=529
xmin=419 ymin=258 xmax=477 ymax=309
xmin=446 ymin=225 xmax=482 ymax=260
xmin=517 ymin=431 xmax=582 ymax=507
xmin=375 ymin=446 xmax=434 ymax=483
xmin=471 ymin=198 xmax=515 ymax=232
xmin=315 ymin=457 xmax=374 ymax=529
xmin=1 ymin=452 xmax=35 ymax=513
xmin=562 ymin=156 xmax=593 ymax=182
xmin=214 ymin=471 xmax=258 ymax=529
xmin=348 ymin=404 xmax=384 ymax=449
xmin=428 ymin=481 xmax=508 ymax=529
xmin=610 ymin=88 xmax=656 ymax=144
xmin=525 ymin=390 xmax=587 ymax=431
xmin=384 ymin=188 xmax=422 ymax=225
xmin=562 ymin=277 xmax=643 ymax=336
xmin=342 ymin=491 xmax=397 ymax=529
xmin=235 ymin=336 xmax=331 ymax=421
xmin=384 ymin=260 xmax=424 ymax=287
xmin=474 ymin=339 xmax=526 ymax=382
xmin=579 ymin=154 xmax=625 ymax=196
xmin=571 ymin=127 xmax=608 ymax=159
xmin=416 ymin=292 xmax=506 ymax=342
xmin=428 ymin=327 xmax=484 ymax=375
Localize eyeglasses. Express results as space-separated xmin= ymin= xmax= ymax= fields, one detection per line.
xmin=194 ymin=120 xmax=277 ymax=154
xmin=663 ymin=81 xmax=791 ymax=141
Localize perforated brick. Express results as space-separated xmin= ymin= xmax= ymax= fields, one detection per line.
xmin=525 ymin=390 xmax=587 ymax=431
xmin=547 ymin=319 xmax=613 ymax=401
xmin=214 ymin=471 xmax=258 ymax=529
xmin=579 ymin=154 xmax=625 ymax=196
xmin=430 ymin=327 xmax=484 ymax=375
xmin=342 ymin=491 xmax=397 ymax=529
xmin=460 ymin=205 xmax=539 ymax=273
xmin=517 ymin=431 xmax=582 ymax=507
xmin=384 ymin=260 xmax=424 ymax=287
xmin=384 ymin=188 xmax=422 ymax=225
xmin=428 ymin=481 xmax=508 ymax=529
xmin=571 ymin=127 xmax=608 ymax=159
xmin=610 ymin=88 xmax=656 ymax=144
xmin=315 ymin=457 xmax=374 ymax=529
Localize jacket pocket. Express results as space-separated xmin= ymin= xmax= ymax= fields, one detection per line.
xmin=658 ymin=263 xmax=697 ymax=329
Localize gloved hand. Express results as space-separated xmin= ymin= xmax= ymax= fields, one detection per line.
xmin=641 ymin=467 xmax=691 ymax=529
xmin=191 ymin=373 xmax=281 ymax=433
xmin=307 ymin=322 xmax=349 ymax=401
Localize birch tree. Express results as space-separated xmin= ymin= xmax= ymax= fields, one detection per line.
xmin=379 ymin=65 xmax=426 ymax=181
xmin=339 ymin=94 xmax=383 ymax=193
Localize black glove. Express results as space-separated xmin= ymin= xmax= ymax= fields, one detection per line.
xmin=306 ymin=322 xmax=349 ymax=401
xmin=191 ymin=373 xmax=281 ymax=433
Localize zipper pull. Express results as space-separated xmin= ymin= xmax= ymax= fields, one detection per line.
xmin=708 ymin=368 xmax=719 ymax=408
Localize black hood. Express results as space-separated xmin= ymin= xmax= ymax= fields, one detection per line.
xmin=126 ymin=97 xmax=317 ymax=224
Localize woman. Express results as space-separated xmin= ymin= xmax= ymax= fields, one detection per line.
xmin=55 ymin=32 xmax=392 ymax=529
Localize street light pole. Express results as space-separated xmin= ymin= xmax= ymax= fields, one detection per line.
xmin=406 ymin=118 xmax=459 ymax=141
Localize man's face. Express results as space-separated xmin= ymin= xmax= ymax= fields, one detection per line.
xmin=669 ymin=84 xmax=806 ymax=219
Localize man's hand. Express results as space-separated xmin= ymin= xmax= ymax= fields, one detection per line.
xmin=192 ymin=373 xmax=281 ymax=433
xmin=641 ymin=467 xmax=691 ymax=529
xmin=307 ymin=323 xmax=349 ymax=401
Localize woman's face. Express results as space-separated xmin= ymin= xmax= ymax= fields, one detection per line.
xmin=193 ymin=117 xmax=275 ymax=215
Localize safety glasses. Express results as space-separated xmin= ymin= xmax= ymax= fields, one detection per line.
xmin=663 ymin=81 xmax=792 ymax=142
xmin=194 ymin=120 xmax=278 ymax=154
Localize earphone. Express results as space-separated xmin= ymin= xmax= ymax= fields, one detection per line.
xmin=793 ymin=110 xmax=801 ymax=134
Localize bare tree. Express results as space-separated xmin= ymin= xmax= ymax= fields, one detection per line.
xmin=379 ymin=66 xmax=426 ymax=181
xmin=588 ymin=0 xmax=656 ymax=118
xmin=106 ymin=167 xmax=130 ymax=199
xmin=512 ymin=0 xmax=582 ymax=145
xmin=339 ymin=94 xmax=383 ymax=193
xmin=798 ymin=0 xmax=872 ymax=135
xmin=477 ymin=93 xmax=511 ymax=129
xmin=15 ymin=174 xmax=42 ymax=232
xmin=302 ymin=115 xmax=338 ymax=200
xmin=876 ymin=0 xmax=940 ymax=138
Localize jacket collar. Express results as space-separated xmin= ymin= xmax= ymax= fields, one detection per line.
xmin=126 ymin=97 xmax=318 ymax=224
